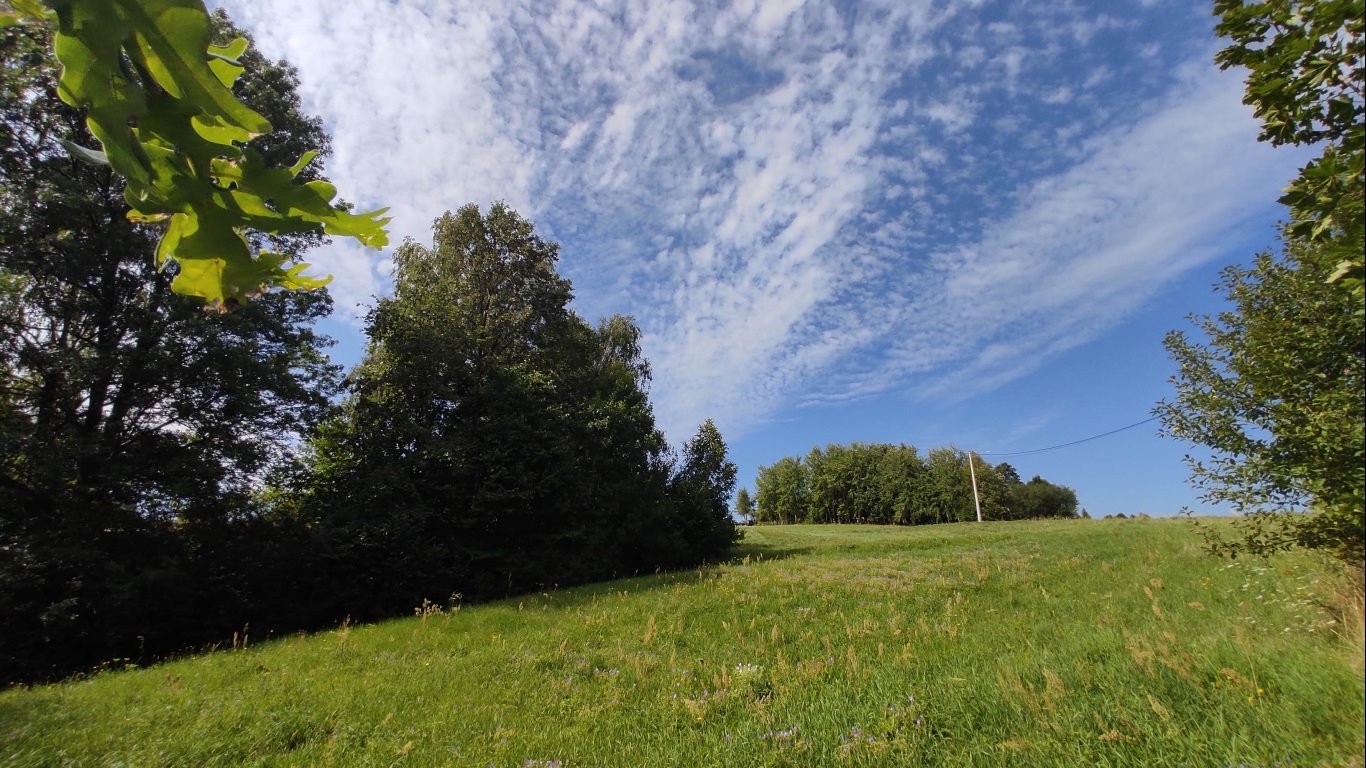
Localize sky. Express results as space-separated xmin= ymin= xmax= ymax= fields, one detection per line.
xmin=216 ymin=0 xmax=1310 ymax=517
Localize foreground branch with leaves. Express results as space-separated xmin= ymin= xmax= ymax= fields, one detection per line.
xmin=1 ymin=0 xmax=389 ymax=306
xmin=1213 ymin=0 xmax=1364 ymax=299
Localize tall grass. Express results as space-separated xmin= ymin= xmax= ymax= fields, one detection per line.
xmin=2 ymin=519 xmax=1361 ymax=767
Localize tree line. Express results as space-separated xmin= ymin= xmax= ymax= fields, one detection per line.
xmin=0 ymin=17 xmax=736 ymax=682
xmin=748 ymin=444 xmax=1078 ymax=526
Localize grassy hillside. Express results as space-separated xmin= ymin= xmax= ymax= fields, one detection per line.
xmin=2 ymin=519 xmax=1361 ymax=767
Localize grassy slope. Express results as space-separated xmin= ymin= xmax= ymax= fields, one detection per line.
xmin=1 ymin=519 xmax=1361 ymax=767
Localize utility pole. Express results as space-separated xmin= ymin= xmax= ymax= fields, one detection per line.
xmin=967 ymin=450 xmax=983 ymax=523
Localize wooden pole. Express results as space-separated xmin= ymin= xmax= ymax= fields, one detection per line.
xmin=967 ymin=450 xmax=983 ymax=523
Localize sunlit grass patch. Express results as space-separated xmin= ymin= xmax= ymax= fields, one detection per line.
xmin=1 ymin=519 xmax=1361 ymax=767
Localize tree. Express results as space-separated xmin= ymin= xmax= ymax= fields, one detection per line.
xmin=924 ymin=448 xmax=973 ymax=524
xmin=1008 ymin=476 xmax=1080 ymax=520
xmin=877 ymin=444 xmax=927 ymax=525
xmin=995 ymin=462 xmax=1023 ymax=486
xmin=755 ymin=456 xmax=808 ymax=524
xmin=751 ymin=442 xmax=1079 ymax=526
xmin=300 ymin=203 xmax=723 ymax=617
xmin=671 ymin=419 xmax=741 ymax=557
xmin=302 ymin=202 xmax=584 ymax=611
xmin=1158 ymin=244 xmax=1364 ymax=563
xmin=0 ymin=15 xmax=342 ymax=679
xmin=1156 ymin=0 xmax=1365 ymax=564
xmin=734 ymin=487 xmax=755 ymax=522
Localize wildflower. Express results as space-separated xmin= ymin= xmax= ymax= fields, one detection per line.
xmin=760 ymin=726 xmax=800 ymax=742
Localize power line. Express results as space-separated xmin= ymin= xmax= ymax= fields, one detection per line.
xmin=979 ymin=415 xmax=1161 ymax=457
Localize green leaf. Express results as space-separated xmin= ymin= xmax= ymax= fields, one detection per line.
xmin=288 ymin=150 xmax=319 ymax=178
xmin=58 ymin=139 xmax=109 ymax=166
xmin=0 ymin=0 xmax=52 ymax=25
xmin=41 ymin=0 xmax=390 ymax=305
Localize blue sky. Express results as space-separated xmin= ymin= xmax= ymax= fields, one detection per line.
xmin=218 ymin=0 xmax=1309 ymax=517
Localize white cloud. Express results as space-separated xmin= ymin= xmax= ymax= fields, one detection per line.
xmin=1041 ymin=86 xmax=1074 ymax=105
xmin=214 ymin=0 xmax=1303 ymax=447
xmin=845 ymin=63 xmax=1303 ymax=404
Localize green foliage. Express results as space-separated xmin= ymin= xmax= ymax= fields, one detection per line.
xmin=1214 ymin=0 xmax=1362 ymax=148
xmin=754 ymin=443 xmax=1076 ymax=525
xmin=1213 ymin=0 xmax=1365 ymax=297
xmin=1007 ymin=476 xmax=1080 ymax=520
xmin=2 ymin=521 xmax=1360 ymax=765
xmin=1 ymin=0 xmax=389 ymax=306
xmin=1165 ymin=0 xmax=1366 ymax=564
xmin=0 ymin=15 xmax=343 ymax=680
xmin=754 ymin=455 xmax=808 ymax=524
xmin=300 ymin=203 xmax=737 ymax=618
xmin=1158 ymin=245 xmax=1365 ymax=563
xmin=672 ymin=419 xmax=741 ymax=554
xmin=733 ymin=487 xmax=754 ymax=521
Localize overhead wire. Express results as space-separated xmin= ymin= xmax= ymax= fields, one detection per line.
xmin=978 ymin=415 xmax=1161 ymax=457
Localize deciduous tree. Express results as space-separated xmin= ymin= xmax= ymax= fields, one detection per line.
xmin=0 ymin=15 xmax=342 ymax=679
xmin=734 ymin=487 xmax=755 ymax=521
xmin=671 ymin=419 xmax=741 ymax=557
xmin=301 ymin=204 xmax=734 ymax=617
xmin=1213 ymin=0 xmax=1363 ymax=295
xmin=1157 ymin=0 xmax=1365 ymax=564
xmin=1158 ymin=244 xmax=1364 ymax=563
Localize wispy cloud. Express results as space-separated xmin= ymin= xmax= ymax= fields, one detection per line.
xmin=219 ymin=0 xmax=1303 ymax=443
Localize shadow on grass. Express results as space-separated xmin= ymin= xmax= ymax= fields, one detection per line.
xmin=727 ymin=540 xmax=813 ymax=564
xmin=504 ymin=543 xmax=815 ymax=613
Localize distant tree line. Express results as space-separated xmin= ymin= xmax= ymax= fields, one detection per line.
xmin=0 ymin=18 xmax=736 ymax=682
xmin=751 ymin=444 xmax=1077 ymax=525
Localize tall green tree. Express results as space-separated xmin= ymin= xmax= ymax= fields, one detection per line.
xmin=1156 ymin=0 xmax=1365 ymax=564
xmin=302 ymin=203 xmax=726 ymax=617
xmin=0 ymin=15 xmax=342 ymax=679
xmin=1159 ymin=244 xmax=1364 ymax=562
xmin=303 ymin=202 xmax=581 ymax=611
xmin=923 ymin=448 xmax=973 ymax=524
xmin=734 ymin=487 xmax=755 ymax=521
xmin=755 ymin=456 xmax=808 ymax=524
xmin=670 ymin=419 xmax=740 ymax=557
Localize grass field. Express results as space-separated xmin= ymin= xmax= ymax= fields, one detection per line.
xmin=1 ymin=519 xmax=1362 ymax=767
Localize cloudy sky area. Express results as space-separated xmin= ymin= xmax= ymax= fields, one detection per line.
xmin=218 ymin=0 xmax=1307 ymax=516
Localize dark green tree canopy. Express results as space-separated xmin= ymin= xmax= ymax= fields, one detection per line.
xmin=0 ymin=14 xmax=343 ymax=680
xmin=302 ymin=203 xmax=738 ymax=616
xmin=671 ymin=419 xmax=741 ymax=553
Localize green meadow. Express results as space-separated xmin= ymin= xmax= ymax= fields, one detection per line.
xmin=2 ymin=519 xmax=1361 ymax=767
